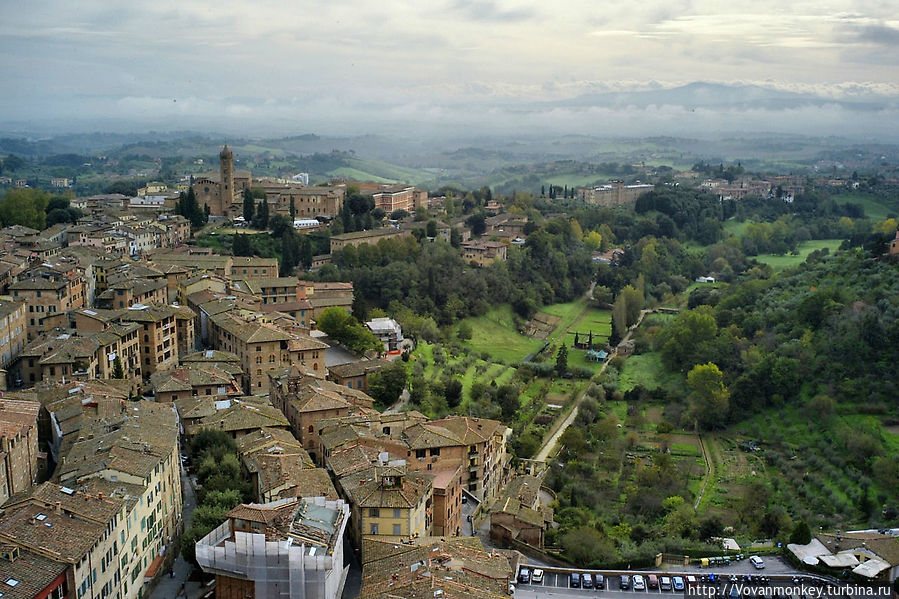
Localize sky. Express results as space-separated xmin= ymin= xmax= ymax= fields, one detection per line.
xmin=2 ymin=0 xmax=899 ymax=139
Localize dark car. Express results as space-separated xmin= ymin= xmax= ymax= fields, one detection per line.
xmin=518 ymin=568 xmax=530 ymax=584
xmin=582 ymin=574 xmax=594 ymax=589
xmin=620 ymin=575 xmax=631 ymax=590
xmin=595 ymin=574 xmax=605 ymax=590
xmin=570 ymin=573 xmax=581 ymax=588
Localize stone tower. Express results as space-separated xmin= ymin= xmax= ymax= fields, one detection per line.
xmin=219 ymin=145 xmax=234 ymax=211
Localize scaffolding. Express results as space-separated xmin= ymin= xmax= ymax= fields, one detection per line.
xmin=196 ymin=497 xmax=349 ymax=599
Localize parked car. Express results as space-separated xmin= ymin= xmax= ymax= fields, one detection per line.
xmin=660 ymin=576 xmax=672 ymax=591
xmin=518 ymin=568 xmax=530 ymax=584
xmin=531 ymin=569 xmax=544 ymax=584
xmin=595 ymin=574 xmax=605 ymax=589
xmin=582 ymin=573 xmax=594 ymax=589
xmin=633 ymin=575 xmax=646 ymax=591
xmin=648 ymin=575 xmax=659 ymax=589
xmin=620 ymin=575 xmax=631 ymax=590
xmin=750 ymin=556 xmax=765 ymax=569
xmin=570 ymin=573 xmax=581 ymax=588
xmin=673 ymin=576 xmax=685 ymax=591
xmin=686 ymin=575 xmax=699 ymax=587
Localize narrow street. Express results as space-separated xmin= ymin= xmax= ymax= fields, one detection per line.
xmin=150 ymin=461 xmax=202 ymax=599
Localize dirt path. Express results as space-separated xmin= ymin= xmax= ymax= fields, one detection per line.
xmin=694 ymin=434 xmax=716 ymax=510
xmin=533 ymin=308 xmax=654 ymax=463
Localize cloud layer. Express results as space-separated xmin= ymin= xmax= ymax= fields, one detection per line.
xmin=1 ymin=1 xmax=898 ymax=138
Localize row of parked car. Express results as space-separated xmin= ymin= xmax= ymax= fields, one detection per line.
xmin=516 ymin=568 xmax=773 ymax=591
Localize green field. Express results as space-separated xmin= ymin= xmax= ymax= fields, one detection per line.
xmin=832 ymin=192 xmax=897 ymax=220
xmin=328 ymin=167 xmax=397 ymax=183
xmin=617 ymin=352 xmax=686 ymax=394
xmin=461 ymin=305 xmax=544 ymax=363
xmin=754 ymin=239 xmax=844 ymax=271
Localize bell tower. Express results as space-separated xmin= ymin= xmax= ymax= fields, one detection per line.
xmin=219 ymin=145 xmax=234 ymax=212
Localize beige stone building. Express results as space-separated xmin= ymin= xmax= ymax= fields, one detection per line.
xmin=207 ymin=310 xmax=328 ymax=394
xmin=9 ymin=274 xmax=86 ymax=340
xmin=50 ymin=400 xmax=183 ymax=599
xmin=120 ymin=304 xmax=188 ymax=378
xmin=269 ymin=367 xmax=376 ymax=463
xmin=235 ymin=427 xmax=338 ymax=503
xmin=577 ymin=181 xmax=654 ymax=207
xmin=150 ymin=363 xmax=243 ymax=403
xmin=329 ymin=228 xmax=411 ymax=253
xmin=460 ymin=240 xmax=507 ymax=267
xmin=340 ymin=464 xmax=432 ymax=546
xmin=192 ymin=145 xmax=346 ymax=220
xmin=176 ymin=395 xmax=290 ymax=440
xmin=0 ymin=398 xmax=40 ymax=503
xmin=0 ymin=297 xmax=26 ymax=373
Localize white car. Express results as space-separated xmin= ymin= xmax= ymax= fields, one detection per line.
xmin=633 ymin=575 xmax=646 ymax=591
xmin=750 ymin=555 xmax=765 ymax=569
xmin=531 ymin=569 xmax=544 ymax=584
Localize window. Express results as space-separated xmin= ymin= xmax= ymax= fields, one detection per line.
xmin=393 ymin=524 xmax=401 ymax=535
xmin=370 ymin=523 xmax=379 ymax=534
xmin=308 ymin=425 xmax=314 ymax=433
xmin=416 ymin=449 xmax=426 ymax=459
xmin=393 ymin=508 xmax=401 ymax=519
xmin=430 ymin=448 xmax=440 ymax=457
xmin=369 ymin=508 xmax=380 ymax=518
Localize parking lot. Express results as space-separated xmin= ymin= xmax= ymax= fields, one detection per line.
xmin=512 ymin=568 xmax=836 ymax=599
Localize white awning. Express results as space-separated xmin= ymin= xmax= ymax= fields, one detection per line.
xmin=852 ymin=558 xmax=891 ymax=578
xmin=819 ymin=553 xmax=859 ymax=568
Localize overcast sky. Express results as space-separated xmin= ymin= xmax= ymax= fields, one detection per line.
xmin=2 ymin=0 xmax=899 ymax=138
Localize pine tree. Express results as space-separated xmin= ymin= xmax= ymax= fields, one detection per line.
xmin=243 ymin=189 xmax=255 ymax=223
xmin=289 ymin=197 xmax=296 ymax=220
xmin=112 ymin=356 xmax=125 ymax=379
xmin=541 ymin=184 xmax=545 ymax=197
xmin=555 ymin=344 xmax=568 ymax=377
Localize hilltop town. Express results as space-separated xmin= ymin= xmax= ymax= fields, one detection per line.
xmin=0 ymin=141 xmax=897 ymax=599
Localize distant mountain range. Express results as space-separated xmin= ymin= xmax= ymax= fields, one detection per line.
xmin=547 ymin=82 xmax=896 ymax=112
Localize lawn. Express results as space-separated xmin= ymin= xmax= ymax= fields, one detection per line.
xmin=462 ymin=305 xmax=544 ymax=363
xmin=831 ymin=192 xmax=896 ymax=220
xmin=753 ymin=239 xmax=844 ymax=272
xmin=617 ymin=352 xmax=686 ymax=395
xmin=542 ymin=301 xmax=588 ymax=338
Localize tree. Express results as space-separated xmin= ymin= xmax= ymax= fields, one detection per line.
xmin=316 ymin=306 xmax=382 ymax=354
xmin=555 ymin=344 xmax=569 ymax=377
xmin=0 ymin=188 xmax=48 ymax=230
xmin=444 ymin=379 xmax=463 ymax=408
xmin=243 ymin=189 xmax=255 ymax=222
xmin=687 ymin=362 xmax=729 ymax=430
xmin=232 ymin=233 xmax=252 ymax=257
xmin=457 ymin=321 xmax=472 ymax=340
xmin=426 ymin=219 xmax=438 ymax=238
xmin=789 ymin=521 xmax=812 ymax=545
xmin=368 ymin=361 xmax=409 ymax=407
xmin=112 ymin=356 xmax=125 ymax=379
xmin=253 ymin=199 xmax=269 ymax=229
xmin=466 ymin=212 xmax=486 ymax=236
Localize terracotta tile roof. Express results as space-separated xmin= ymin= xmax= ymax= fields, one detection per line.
xmin=359 ymin=536 xmax=513 ymax=599
xmin=53 ymin=401 xmax=178 ymax=483
xmin=341 ymin=465 xmax=432 ymax=509
xmin=184 ymin=397 xmax=289 ymax=435
xmin=0 ymin=399 xmax=39 ymax=439
xmin=0 ymin=545 xmax=68 ymax=599
xmin=0 ymin=503 xmax=111 ymax=564
xmin=327 ymin=358 xmax=391 ymax=379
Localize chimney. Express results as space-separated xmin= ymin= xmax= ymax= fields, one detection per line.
xmin=55 ymin=501 xmax=62 ymax=515
xmin=98 ymin=492 xmax=104 ymax=501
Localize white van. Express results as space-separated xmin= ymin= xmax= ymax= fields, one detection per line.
xmin=750 ymin=555 xmax=765 ymax=569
